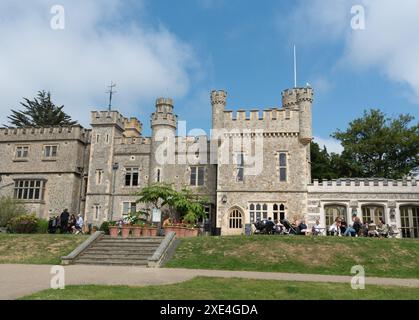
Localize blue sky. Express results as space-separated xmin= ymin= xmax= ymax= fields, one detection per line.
xmin=1 ymin=0 xmax=418 ymax=153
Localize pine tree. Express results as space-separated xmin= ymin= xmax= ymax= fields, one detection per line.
xmin=8 ymin=91 xmax=77 ymax=127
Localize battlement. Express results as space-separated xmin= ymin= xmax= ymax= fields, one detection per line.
xmin=224 ymin=107 xmax=293 ymax=121
xmin=151 ymin=97 xmax=177 ymax=129
xmin=281 ymin=87 xmax=314 ymax=109
xmin=309 ymin=178 xmax=418 ymax=189
xmin=124 ymin=117 xmax=142 ymax=138
xmin=211 ymin=90 xmax=227 ymax=106
xmin=0 ymin=125 xmax=90 ymax=142
xmin=91 ymin=110 xmax=126 ymax=130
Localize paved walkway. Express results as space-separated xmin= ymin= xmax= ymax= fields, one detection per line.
xmin=1 ymin=264 xmax=418 ymax=300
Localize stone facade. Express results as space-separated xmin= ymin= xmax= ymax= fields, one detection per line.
xmin=0 ymin=86 xmax=418 ymax=238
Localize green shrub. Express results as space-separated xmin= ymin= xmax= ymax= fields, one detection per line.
xmin=7 ymin=214 xmax=38 ymax=234
xmin=0 ymin=197 xmax=27 ymax=227
xmin=100 ymin=221 xmax=110 ymax=235
xmin=36 ymin=218 xmax=49 ymax=234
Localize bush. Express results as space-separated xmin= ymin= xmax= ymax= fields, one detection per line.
xmin=0 ymin=197 xmax=27 ymax=227
xmin=100 ymin=221 xmax=110 ymax=235
xmin=36 ymin=218 xmax=49 ymax=234
xmin=7 ymin=214 xmax=38 ymax=234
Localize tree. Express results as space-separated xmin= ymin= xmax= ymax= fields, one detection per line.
xmin=311 ymin=142 xmax=338 ymax=180
xmin=8 ymin=90 xmax=77 ymax=127
xmin=332 ymin=109 xmax=419 ymax=179
xmin=0 ymin=197 xmax=27 ymax=228
xmin=136 ymin=184 xmax=206 ymax=223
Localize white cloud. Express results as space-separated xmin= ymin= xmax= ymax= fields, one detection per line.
xmin=285 ymin=0 xmax=419 ymax=103
xmin=313 ymin=136 xmax=343 ymax=154
xmin=0 ymin=0 xmax=199 ymax=126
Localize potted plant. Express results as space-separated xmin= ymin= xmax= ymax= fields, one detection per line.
xmin=121 ymin=222 xmax=131 ymax=238
xmin=108 ymin=221 xmax=119 ymax=238
xmin=132 ymin=221 xmax=145 ymax=237
xmin=147 ymin=223 xmax=159 ymax=237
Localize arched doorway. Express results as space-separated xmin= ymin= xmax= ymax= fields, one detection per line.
xmin=324 ymin=204 xmax=347 ymax=229
xmin=400 ymin=205 xmax=419 ymax=238
xmin=362 ymin=205 xmax=384 ymax=224
xmin=228 ymin=208 xmax=244 ymax=235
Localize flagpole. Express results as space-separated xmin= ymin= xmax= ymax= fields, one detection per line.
xmin=294 ymin=45 xmax=297 ymax=88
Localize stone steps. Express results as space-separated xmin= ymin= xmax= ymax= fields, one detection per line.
xmin=75 ymin=258 xmax=149 ymax=266
xmin=74 ymin=236 xmax=163 ymax=266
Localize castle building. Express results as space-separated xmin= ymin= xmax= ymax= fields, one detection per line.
xmin=0 ymin=87 xmax=418 ymax=238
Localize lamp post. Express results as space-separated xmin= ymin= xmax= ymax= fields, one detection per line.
xmin=109 ymin=163 xmax=119 ymax=221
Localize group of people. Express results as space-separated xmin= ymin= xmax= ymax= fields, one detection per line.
xmin=326 ymin=215 xmax=391 ymax=237
xmin=48 ymin=209 xmax=84 ymax=234
xmin=259 ymin=215 xmax=392 ymax=238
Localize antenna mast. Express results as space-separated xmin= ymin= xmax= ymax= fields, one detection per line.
xmin=106 ymin=82 xmax=117 ymax=111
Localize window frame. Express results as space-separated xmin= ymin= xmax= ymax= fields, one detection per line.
xmin=125 ymin=168 xmax=140 ymax=187
xmin=15 ymin=145 xmax=29 ymax=159
xmin=43 ymin=145 xmax=58 ymax=158
xmin=236 ymin=153 xmax=245 ymax=182
xmin=279 ymin=152 xmax=288 ymax=182
xmin=190 ymin=166 xmax=205 ymax=186
xmin=13 ymin=179 xmax=46 ymax=201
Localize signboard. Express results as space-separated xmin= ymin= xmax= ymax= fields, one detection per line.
xmin=152 ymin=208 xmax=162 ymax=223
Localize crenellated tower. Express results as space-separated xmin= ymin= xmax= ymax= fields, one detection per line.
xmin=211 ymin=90 xmax=227 ymax=130
xmin=149 ymin=98 xmax=178 ymax=184
xmin=281 ymin=87 xmax=314 ymax=145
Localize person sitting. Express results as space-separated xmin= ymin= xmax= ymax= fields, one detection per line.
xmin=73 ymin=214 xmax=84 ymax=234
xmin=297 ymin=219 xmax=308 ymax=235
xmin=68 ymin=214 xmax=76 ymax=232
xmin=312 ymin=219 xmax=324 ymax=236
xmin=265 ymin=217 xmax=276 ymax=234
xmin=377 ymin=217 xmax=389 ymax=238
xmin=343 ymin=217 xmax=357 ymax=237
xmin=275 ymin=219 xmax=285 ymax=234
xmin=368 ymin=220 xmax=379 ymax=237
xmin=328 ymin=217 xmax=342 ymax=236
xmin=340 ymin=220 xmax=348 ymax=235
xmin=352 ymin=216 xmax=362 ymax=237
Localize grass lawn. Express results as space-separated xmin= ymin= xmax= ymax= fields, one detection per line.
xmin=0 ymin=234 xmax=88 ymax=265
xmin=21 ymin=276 xmax=419 ymax=300
xmin=166 ymin=236 xmax=419 ymax=279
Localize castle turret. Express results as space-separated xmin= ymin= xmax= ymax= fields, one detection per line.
xmin=281 ymin=87 xmax=314 ymax=144
xmin=211 ymin=90 xmax=227 ymax=129
xmin=149 ymin=98 xmax=178 ymax=183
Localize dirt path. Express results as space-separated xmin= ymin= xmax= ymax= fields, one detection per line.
xmin=1 ymin=264 xmax=418 ymax=300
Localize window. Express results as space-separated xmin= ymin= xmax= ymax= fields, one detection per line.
xmin=44 ymin=145 xmax=58 ymax=158
xmin=190 ymin=166 xmax=205 ymax=186
xmin=125 ymin=168 xmax=139 ymax=187
xmin=94 ymin=205 xmax=100 ymax=220
xmin=14 ymin=180 xmax=45 ymax=200
xmin=236 ymin=153 xmax=244 ymax=182
xmin=122 ymin=202 xmax=137 ymax=215
xmin=156 ymin=169 xmax=161 ymax=183
xmin=279 ymin=153 xmax=287 ymax=182
xmin=325 ymin=205 xmax=347 ymax=229
xmin=273 ymin=204 xmax=285 ymax=222
xmin=400 ymin=206 xmax=419 ymax=239
xmin=96 ymin=170 xmax=103 ymax=185
xmin=15 ymin=146 xmax=29 ymax=159
xmin=229 ymin=209 xmax=243 ymax=229
xmin=96 ymin=135 xmax=100 ymax=143
xmin=362 ymin=205 xmax=384 ymax=225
